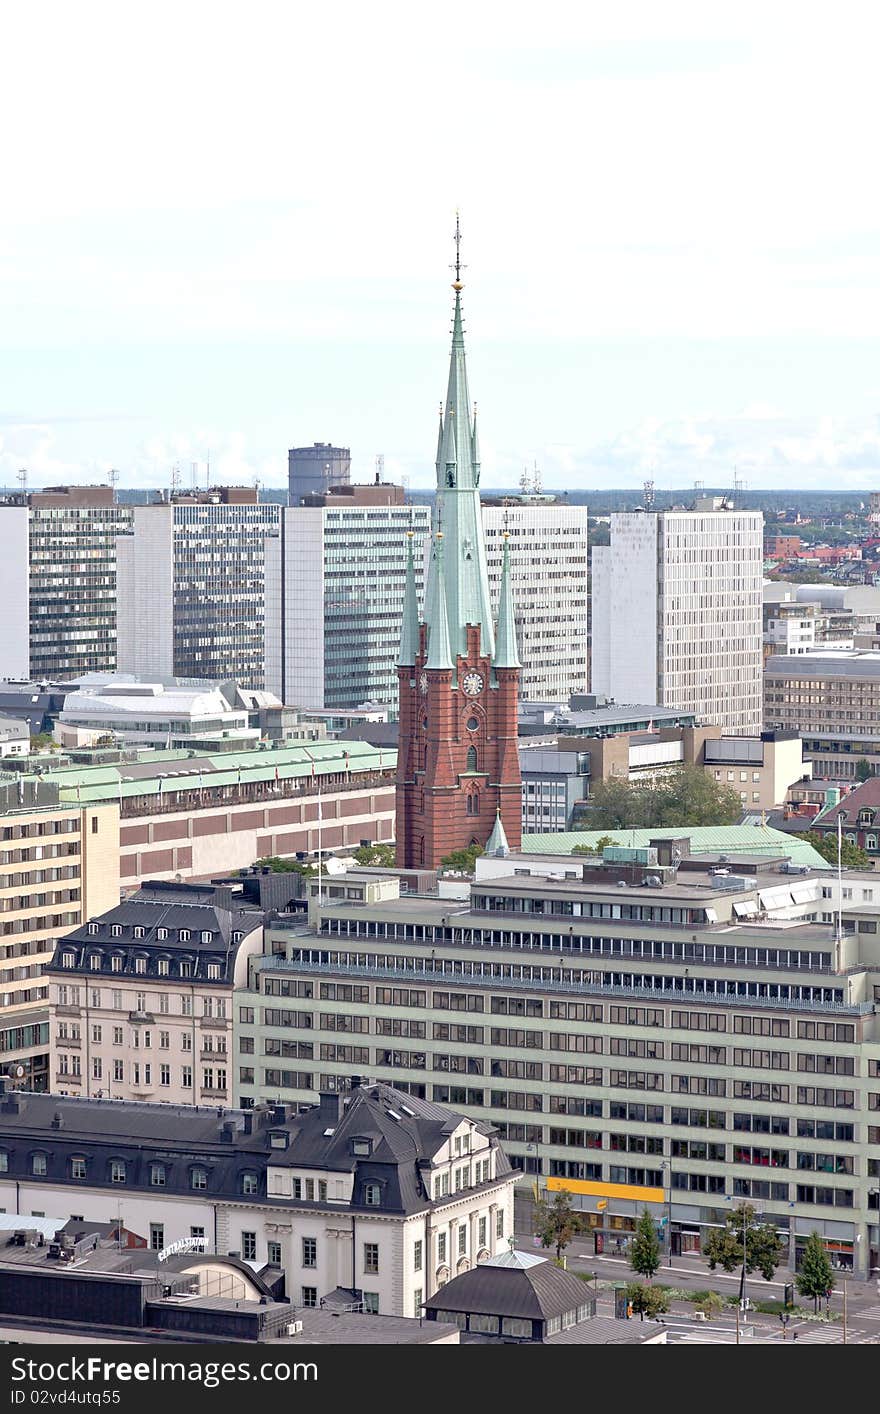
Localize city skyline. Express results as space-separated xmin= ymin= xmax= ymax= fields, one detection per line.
xmin=3 ymin=6 xmax=880 ymax=493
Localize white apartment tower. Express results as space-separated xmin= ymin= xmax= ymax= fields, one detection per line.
xmin=591 ymin=498 xmax=763 ymax=734
xmin=481 ymin=498 xmax=589 ymax=701
xmin=116 ymin=488 xmax=281 ymax=690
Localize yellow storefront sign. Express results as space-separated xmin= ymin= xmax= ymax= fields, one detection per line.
xmin=547 ymin=1176 xmax=663 ymax=1204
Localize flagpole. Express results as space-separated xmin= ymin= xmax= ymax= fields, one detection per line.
xmin=843 ymin=808 xmax=848 ymax=972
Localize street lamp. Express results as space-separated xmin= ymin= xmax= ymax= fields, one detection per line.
xmin=527 ymin=1142 xmax=542 ymax=1203
xmin=661 ymin=1160 xmax=673 ymax=1266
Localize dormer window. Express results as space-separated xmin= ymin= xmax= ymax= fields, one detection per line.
xmin=364 ymin=1183 xmax=381 ymax=1206
xmin=134 ymin=957 xmax=146 ymax=975
xmin=232 ymin=931 xmax=243 ymax=942
xmin=89 ymin=954 xmax=101 ymax=970
xmin=179 ymin=961 xmax=191 ymax=978
xmin=242 ymin=1171 xmax=258 ymax=1194
xmin=111 ymin=955 xmax=122 ymax=973
xmin=87 ymin=922 xmax=99 ymax=936
xmin=207 ymin=962 xmax=221 ymax=980
xmin=179 ymin=930 xmax=190 ymax=942
xmin=110 ymin=925 xmax=123 ymax=938
xmin=62 ymin=951 xmax=75 ymax=968
xmin=134 ymin=927 xmax=146 ymax=939
xmin=269 ymin=1131 xmax=288 ymax=1149
xmin=32 ymin=1152 xmax=47 ymax=1176
xmin=201 ymin=931 xmax=212 ymax=944
xmin=156 ymin=928 xmax=168 ymax=941
xmin=190 ymin=1167 xmax=208 ymax=1190
xmin=157 ymin=959 xmax=169 ymax=976
xmin=110 ymin=1159 xmax=126 ymax=1184
xmin=351 ymin=1138 xmax=372 ymax=1156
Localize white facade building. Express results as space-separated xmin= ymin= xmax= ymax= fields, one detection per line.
xmin=54 ymin=676 xmax=269 ymax=749
xmin=265 ymin=498 xmax=432 ymax=713
xmin=0 ymin=1083 xmax=517 ymax=1320
xmin=482 ymin=499 xmax=590 ymax=701
xmin=592 ymin=499 xmax=763 ymax=734
xmin=116 ymin=491 xmax=281 ymax=689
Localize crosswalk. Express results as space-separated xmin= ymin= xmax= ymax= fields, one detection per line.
xmin=784 ymin=1323 xmax=845 ymax=1343
xmin=853 ymin=1304 xmax=880 ymax=1321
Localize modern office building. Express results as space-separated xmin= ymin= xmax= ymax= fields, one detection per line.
xmin=237 ymin=847 xmax=880 ymax=1277
xmin=45 ymin=880 xmax=266 ymax=1106
xmin=288 ymin=443 xmax=351 ymax=506
xmin=591 ymin=498 xmax=764 ymax=734
xmin=116 ymin=488 xmax=281 ymax=689
xmin=0 ymin=1079 xmax=517 ymax=1318
xmin=0 ymin=485 xmax=133 ymax=680
xmin=0 ymin=782 xmax=119 ymax=1091
xmin=395 ymin=234 xmax=522 ymax=868
xmin=764 ymin=649 xmax=880 ymax=780
xmin=265 ymin=485 xmax=431 ymax=713
xmin=15 ymin=739 xmax=396 ymax=889
xmin=481 ymin=500 xmax=590 ymax=702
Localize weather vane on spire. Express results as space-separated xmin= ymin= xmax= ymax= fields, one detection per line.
xmin=451 ymin=210 xmax=465 ymax=291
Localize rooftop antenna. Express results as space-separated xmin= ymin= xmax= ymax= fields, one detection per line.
xmin=533 ymin=461 xmax=543 ymax=495
xmin=694 ymin=479 xmax=704 ymax=493
xmin=643 ymin=478 xmax=655 ymax=511
xmin=519 ymin=467 xmax=530 ymax=496
xmin=16 ymin=469 xmax=28 ymax=495
xmin=375 ymin=453 xmax=384 ymax=486
xmin=190 ymin=461 xmax=198 ymax=491
xmin=107 ymin=469 xmax=120 ymax=494
xmin=170 ymin=463 xmax=181 ymax=498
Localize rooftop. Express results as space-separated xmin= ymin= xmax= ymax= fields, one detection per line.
xmin=517 ymin=825 xmax=831 ymax=870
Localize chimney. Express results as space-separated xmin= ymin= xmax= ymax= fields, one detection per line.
xmin=318 ymin=1092 xmax=345 ymax=1124
xmin=242 ymin=1111 xmax=254 ymax=1135
xmin=51 ymin=1112 xmax=63 ymax=1129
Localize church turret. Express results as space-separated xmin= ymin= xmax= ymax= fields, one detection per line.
xmin=398 ymin=533 xmax=419 ymax=668
xmin=395 ymin=216 xmax=522 ymax=870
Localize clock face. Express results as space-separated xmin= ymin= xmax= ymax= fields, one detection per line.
xmin=462 ymin=671 xmax=484 ymax=697
xmin=418 ymin=671 xmax=429 ymax=695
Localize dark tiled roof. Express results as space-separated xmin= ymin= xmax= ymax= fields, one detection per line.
xmin=423 ymin=1258 xmax=591 ymax=1320
xmin=815 ymin=776 xmax=880 ymax=828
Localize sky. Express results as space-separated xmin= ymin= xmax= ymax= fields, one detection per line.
xmin=3 ymin=1 xmax=880 ymax=493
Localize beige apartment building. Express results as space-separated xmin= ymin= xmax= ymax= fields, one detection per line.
xmin=764 ymin=649 xmax=880 ymax=779
xmin=0 ymin=784 xmax=119 ymax=1090
xmin=45 ymin=881 xmax=263 ymax=1106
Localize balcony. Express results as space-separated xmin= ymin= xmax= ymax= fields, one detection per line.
xmin=200 ymin=1049 xmax=228 ymax=1061
xmin=199 ymin=1017 xmax=228 ymax=1030
xmin=128 ymin=1011 xmax=155 ymax=1024
xmin=200 ymin=1087 xmax=228 ymax=1099
xmin=56 ymin=1005 xmax=81 ymax=1017
xmin=55 ymin=1037 xmax=81 ymax=1048
xmin=55 ymin=1072 xmax=82 ymax=1085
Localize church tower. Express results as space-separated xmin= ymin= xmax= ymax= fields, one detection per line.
xmin=395 ymin=220 xmax=522 ymax=869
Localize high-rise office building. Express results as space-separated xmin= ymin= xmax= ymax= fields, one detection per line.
xmin=265 ymin=485 xmax=431 ymax=712
xmin=591 ymin=498 xmax=764 ymax=734
xmin=288 ymin=443 xmax=351 ymax=506
xmin=116 ymin=488 xmax=281 ymax=689
xmin=395 ymin=229 xmax=522 ymax=868
xmin=0 ymin=486 xmax=133 ymax=680
xmin=482 ymin=499 xmax=589 ymax=701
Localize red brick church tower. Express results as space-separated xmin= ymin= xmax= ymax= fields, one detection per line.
xmin=395 ymin=221 xmax=522 ymax=869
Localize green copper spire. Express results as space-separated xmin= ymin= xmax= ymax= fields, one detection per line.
xmin=485 ymin=808 xmax=510 ymax=858
xmin=422 ymin=214 xmax=495 ymax=662
xmin=493 ymin=533 xmax=521 ymax=669
xmin=398 ymin=533 xmax=419 ymax=667
xmin=425 ymin=534 xmax=453 ymax=670
xmin=471 ymin=402 xmax=481 ymax=484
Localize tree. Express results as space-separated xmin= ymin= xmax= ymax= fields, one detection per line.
xmin=439 ymin=845 xmax=484 ymax=874
xmin=534 ymin=1189 xmax=581 ymax=1261
xmin=251 ymin=856 xmax=316 ymax=876
xmin=796 ymin=1232 xmax=835 ymax=1313
xmin=702 ymin=1203 xmax=786 ymax=1296
xmin=629 ymin=1209 xmax=661 ymax=1281
xmin=626 ymin=1282 xmax=669 ymax=1321
xmin=694 ymin=1291 xmax=725 ymax=1321
xmin=572 ymin=835 xmax=616 ymax=857
xmin=855 ymin=757 xmax=874 ymax=783
xmin=352 ymin=843 xmax=396 ymax=866
xmin=804 ymin=831 xmax=871 ymax=870
xmin=583 ymin=766 xmax=742 ymax=831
